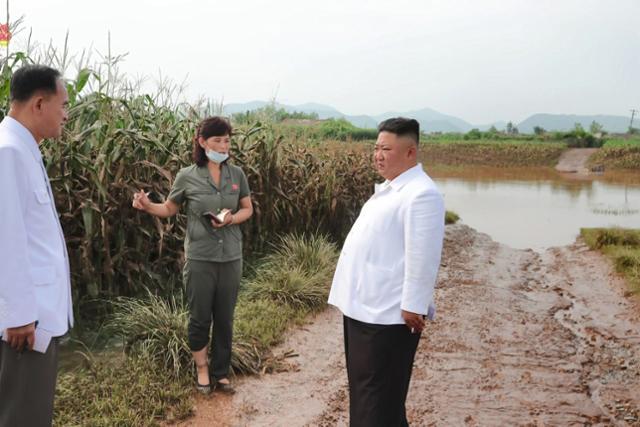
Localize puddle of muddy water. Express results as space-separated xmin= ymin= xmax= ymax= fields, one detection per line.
xmin=428 ymin=166 xmax=640 ymax=250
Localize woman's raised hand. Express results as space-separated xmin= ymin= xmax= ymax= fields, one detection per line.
xmin=132 ymin=189 xmax=151 ymax=211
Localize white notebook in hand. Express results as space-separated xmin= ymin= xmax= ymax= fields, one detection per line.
xmin=2 ymin=327 xmax=53 ymax=353
xmin=203 ymin=209 xmax=231 ymax=224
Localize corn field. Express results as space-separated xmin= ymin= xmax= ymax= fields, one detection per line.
xmin=1 ymin=51 xmax=379 ymax=321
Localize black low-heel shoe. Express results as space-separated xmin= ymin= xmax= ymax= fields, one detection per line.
xmin=196 ymin=381 xmax=211 ymax=395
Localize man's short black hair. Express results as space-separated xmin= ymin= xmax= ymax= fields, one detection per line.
xmin=378 ymin=117 xmax=420 ymax=145
xmin=10 ymin=65 xmax=62 ymax=103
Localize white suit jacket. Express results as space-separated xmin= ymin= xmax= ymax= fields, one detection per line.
xmin=0 ymin=116 xmax=73 ymax=337
xmin=328 ymin=163 xmax=445 ymax=325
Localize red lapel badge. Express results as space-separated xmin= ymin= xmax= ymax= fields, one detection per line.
xmin=0 ymin=24 xmax=11 ymax=47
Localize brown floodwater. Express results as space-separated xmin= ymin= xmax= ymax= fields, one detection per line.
xmin=427 ymin=166 xmax=640 ymax=250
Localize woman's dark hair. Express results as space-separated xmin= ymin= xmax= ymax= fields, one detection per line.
xmin=378 ymin=117 xmax=420 ymax=145
xmin=10 ymin=65 xmax=62 ymax=102
xmin=192 ymin=116 xmax=233 ymax=166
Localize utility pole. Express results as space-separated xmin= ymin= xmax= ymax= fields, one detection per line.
xmin=630 ymin=109 xmax=638 ymax=133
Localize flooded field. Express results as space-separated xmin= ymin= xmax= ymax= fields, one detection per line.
xmin=429 ymin=166 xmax=640 ymax=250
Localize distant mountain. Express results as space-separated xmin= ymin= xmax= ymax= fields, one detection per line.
xmin=374 ymin=108 xmax=474 ymax=133
xmin=223 ymin=101 xmax=475 ymax=132
xmin=291 ymin=102 xmax=343 ymax=119
xmin=222 ymin=101 xmax=630 ymax=134
xmin=517 ymin=114 xmax=630 ymax=133
xmin=223 ymin=100 xmax=271 ymax=114
xmin=344 ymin=115 xmax=378 ymax=129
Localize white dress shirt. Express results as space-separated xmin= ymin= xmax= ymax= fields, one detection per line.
xmin=0 ymin=116 xmax=73 ymax=337
xmin=328 ymin=163 xmax=445 ymax=325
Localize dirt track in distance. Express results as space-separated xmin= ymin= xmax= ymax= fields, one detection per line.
xmin=555 ymin=148 xmax=599 ymax=174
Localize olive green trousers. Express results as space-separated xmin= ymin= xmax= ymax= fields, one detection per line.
xmin=184 ymin=258 xmax=242 ymax=380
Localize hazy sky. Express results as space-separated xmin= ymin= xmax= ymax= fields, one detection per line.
xmin=9 ymin=0 xmax=640 ymax=124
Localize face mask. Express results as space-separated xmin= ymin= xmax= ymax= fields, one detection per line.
xmin=205 ymin=150 xmax=229 ymax=164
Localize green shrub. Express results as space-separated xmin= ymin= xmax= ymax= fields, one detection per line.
xmin=260 ymin=233 xmax=339 ymax=277
xmin=318 ymin=118 xmax=378 ymax=141
xmin=553 ymin=126 xmax=605 ymax=148
xmin=232 ymin=105 xmax=319 ymax=124
xmin=108 ymin=291 xmax=191 ymax=378
xmin=244 ymin=265 xmax=328 ymax=310
xmin=445 ymin=211 xmax=460 ymax=225
xmin=463 ymin=128 xmax=483 ymax=140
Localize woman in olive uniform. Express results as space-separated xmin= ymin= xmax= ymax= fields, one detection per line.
xmin=132 ymin=116 xmax=252 ymax=394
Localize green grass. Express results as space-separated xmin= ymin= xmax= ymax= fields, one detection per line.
xmin=581 ymin=228 xmax=640 ymax=295
xmin=262 ymin=118 xmax=377 ymax=143
xmin=233 ymin=298 xmax=301 ymax=350
xmin=54 ymin=234 xmax=339 ymax=425
xmin=603 ymin=137 xmax=640 ymax=147
xmin=55 ymin=353 xmax=193 ymax=426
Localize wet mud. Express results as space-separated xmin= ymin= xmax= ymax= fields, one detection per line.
xmin=180 ymin=224 xmax=640 ymax=426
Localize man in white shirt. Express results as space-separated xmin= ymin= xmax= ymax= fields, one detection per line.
xmin=0 ymin=65 xmax=73 ymax=426
xmin=328 ymin=117 xmax=445 ymax=427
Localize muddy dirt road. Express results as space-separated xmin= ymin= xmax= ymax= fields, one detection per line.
xmin=181 ymin=224 xmax=640 ymax=426
xmin=555 ymin=148 xmax=599 ymax=174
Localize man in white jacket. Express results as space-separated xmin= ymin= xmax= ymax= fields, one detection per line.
xmin=0 ymin=65 xmax=73 ymax=426
xmin=328 ymin=117 xmax=445 ymax=427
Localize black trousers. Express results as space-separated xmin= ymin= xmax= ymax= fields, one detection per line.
xmin=0 ymin=338 xmax=59 ymax=427
xmin=184 ymin=259 xmax=242 ymax=380
xmin=343 ymin=316 xmax=421 ymax=427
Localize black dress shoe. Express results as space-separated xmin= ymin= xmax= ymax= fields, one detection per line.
xmin=214 ymin=379 xmax=235 ymax=394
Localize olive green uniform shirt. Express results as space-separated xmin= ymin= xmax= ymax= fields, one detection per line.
xmin=168 ymin=162 xmax=250 ymax=262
